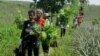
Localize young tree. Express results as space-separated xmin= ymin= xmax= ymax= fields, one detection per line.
xmin=31 ymin=0 xmax=66 ymax=13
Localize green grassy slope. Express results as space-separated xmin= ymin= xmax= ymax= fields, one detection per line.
xmin=0 ymin=1 xmax=30 ymax=25
xmin=71 ymin=5 xmax=100 ymax=56
xmin=84 ymin=5 xmax=100 ymax=21
xmin=0 ymin=1 xmax=30 ymax=56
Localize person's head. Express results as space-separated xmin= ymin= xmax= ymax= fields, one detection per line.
xmin=36 ymin=9 xmax=43 ymax=18
xmin=79 ymin=12 xmax=84 ymax=16
xmin=28 ymin=10 xmax=35 ymax=20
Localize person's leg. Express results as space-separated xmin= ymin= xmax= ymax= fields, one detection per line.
xmin=42 ymin=43 xmax=49 ymax=53
xmin=50 ymin=40 xmax=58 ymax=47
xmin=28 ymin=42 xmax=32 ymax=56
xmin=63 ymin=28 xmax=66 ymax=36
xmin=22 ymin=41 xmax=27 ymax=56
xmin=33 ymin=40 xmax=40 ymax=56
xmin=60 ymin=28 xmax=63 ymax=37
xmin=62 ymin=28 xmax=65 ymax=36
xmin=75 ymin=24 xmax=77 ymax=29
xmin=42 ymin=43 xmax=49 ymax=56
xmin=78 ymin=22 xmax=81 ymax=26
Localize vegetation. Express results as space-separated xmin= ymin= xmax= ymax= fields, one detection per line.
xmin=0 ymin=1 xmax=29 ymax=56
xmin=0 ymin=0 xmax=100 ymax=56
xmin=72 ymin=20 xmax=100 ymax=56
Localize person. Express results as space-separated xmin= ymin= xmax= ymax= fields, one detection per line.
xmin=35 ymin=9 xmax=46 ymax=28
xmin=20 ymin=10 xmax=40 ymax=56
xmin=34 ymin=9 xmax=47 ymax=56
xmin=43 ymin=13 xmax=51 ymax=56
xmin=77 ymin=7 xmax=84 ymax=26
xmin=58 ymin=16 xmax=66 ymax=37
xmin=77 ymin=13 xmax=84 ymax=26
xmin=36 ymin=9 xmax=50 ymax=56
xmin=73 ymin=16 xmax=78 ymax=29
xmin=60 ymin=23 xmax=66 ymax=37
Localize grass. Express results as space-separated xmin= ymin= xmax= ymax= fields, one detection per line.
xmin=0 ymin=2 xmax=29 ymax=55
xmin=0 ymin=25 xmax=19 ymax=56
xmin=0 ymin=1 xmax=30 ymax=25
xmin=72 ymin=21 xmax=100 ymax=56
xmin=71 ymin=5 xmax=100 ymax=56
xmin=49 ymin=29 xmax=73 ymax=56
xmin=0 ymin=1 xmax=100 ymax=56
xmin=84 ymin=5 xmax=100 ymax=21
xmin=0 ymin=1 xmax=73 ymax=56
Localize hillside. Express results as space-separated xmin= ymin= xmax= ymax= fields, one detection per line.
xmin=0 ymin=1 xmax=100 ymax=56
xmin=0 ymin=1 xmax=30 ymax=25
xmin=0 ymin=1 xmax=31 ymax=56
xmin=84 ymin=5 xmax=100 ymax=21
xmin=0 ymin=1 xmax=100 ymax=25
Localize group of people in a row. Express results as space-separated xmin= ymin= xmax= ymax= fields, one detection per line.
xmin=15 ymin=7 xmax=84 ymax=56
xmin=73 ymin=6 xmax=84 ymax=28
xmin=17 ymin=9 xmax=50 ymax=56
xmin=73 ymin=12 xmax=84 ymax=28
xmin=57 ymin=7 xmax=84 ymax=37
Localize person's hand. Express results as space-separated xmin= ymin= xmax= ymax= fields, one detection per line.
xmin=34 ymin=32 xmax=40 ymax=38
xmin=31 ymin=19 xmax=35 ymax=23
xmin=26 ymin=29 xmax=34 ymax=35
xmin=29 ymin=30 xmax=35 ymax=35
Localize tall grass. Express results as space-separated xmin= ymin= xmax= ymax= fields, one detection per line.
xmin=49 ymin=28 xmax=73 ymax=56
xmin=0 ymin=24 xmax=21 ymax=56
xmin=72 ymin=21 xmax=100 ymax=56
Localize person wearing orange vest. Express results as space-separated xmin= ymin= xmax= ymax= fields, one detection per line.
xmin=35 ymin=16 xmax=45 ymax=27
xmin=34 ymin=9 xmax=46 ymax=56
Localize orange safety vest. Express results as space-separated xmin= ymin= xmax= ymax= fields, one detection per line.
xmin=36 ymin=17 xmax=45 ymax=27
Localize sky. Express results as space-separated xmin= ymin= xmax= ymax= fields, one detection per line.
xmin=21 ymin=0 xmax=100 ymax=5
xmin=19 ymin=0 xmax=32 ymax=1
xmin=8 ymin=0 xmax=100 ymax=5
xmin=89 ymin=0 xmax=100 ymax=5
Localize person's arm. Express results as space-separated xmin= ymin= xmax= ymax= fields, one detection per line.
xmin=19 ymin=21 xmax=26 ymax=45
xmin=20 ymin=21 xmax=26 ymax=39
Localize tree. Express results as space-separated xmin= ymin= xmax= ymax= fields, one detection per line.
xmin=30 ymin=0 xmax=68 ymax=13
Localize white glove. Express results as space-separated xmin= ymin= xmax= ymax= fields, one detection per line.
xmin=26 ymin=29 xmax=34 ymax=35
xmin=25 ymin=28 xmax=31 ymax=33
